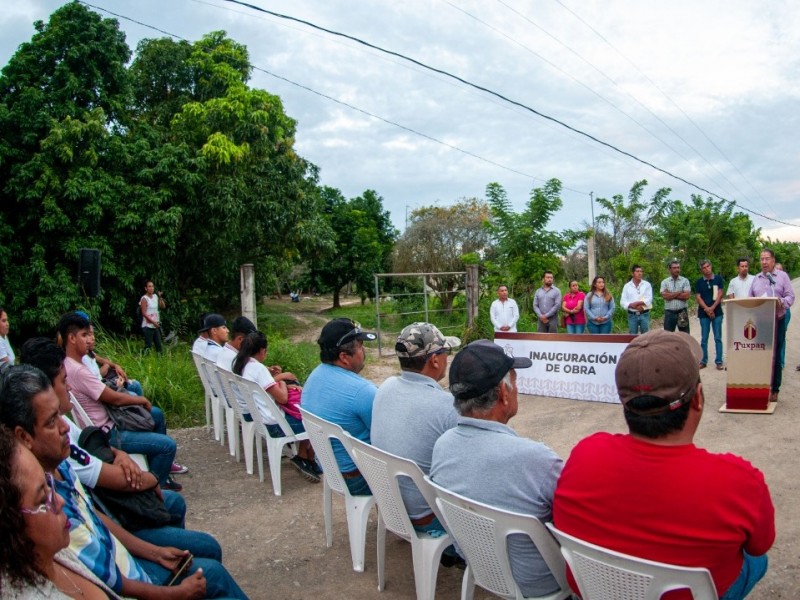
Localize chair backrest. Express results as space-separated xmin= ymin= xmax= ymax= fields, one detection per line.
xmin=428 ymin=478 xmax=569 ymax=600
xmin=191 ymin=352 xmax=217 ymax=399
xmin=545 ymin=523 xmax=718 ymax=600
xmin=348 ymin=436 xmax=445 ymax=540
xmin=199 ymin=357 xmax=227 ymax=406
xmin=298 ymin=407 xmax=353 ymax=497
xmin=236 ymin=375 xmax=296 ymax=436
xmin=214 ymin=365 xmax=247 ymax=421
xmin=69 ymin=392 xmax=95 ymax=429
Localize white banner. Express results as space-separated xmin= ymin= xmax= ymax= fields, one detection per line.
xmin=494 ymin=333 xmax=635 ymax=404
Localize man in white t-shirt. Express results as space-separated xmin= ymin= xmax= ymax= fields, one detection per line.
xmin=201 ymin=314 xmax=229 ymax=362
xmin=726 ymin=258 xmax=756 ymax=299
xmin=490 ymin=285 xmax=520 ymax=332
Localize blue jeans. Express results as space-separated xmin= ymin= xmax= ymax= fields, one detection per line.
xmin=588 ymin=320 xmax=612 ymax=334
xmin=779 ymin=309 xmax=790 ymax=368
xmin=125 ymin=380 xmax=144 ymax=396
xmin=720 ymin=552 xmax=768 ymax=600
xmin=566 ymin=323 xmax=585 ymax=334
xmin=772 ymin=316 xmax=786 ymax=393
xmin=266 ymin=413 xmax=304 ymax=438
xmin=344 ymin=473 xmax=371 ymax=496
xmin=137 ymin=555 xmax=248 ymax=599
xmin=627 ymin=311 xmax=650 ymax=334
xmin=109 ymin=407 xmax=176 ymax=485
xmin=161 ymin=490 xmax=186 ymax=527
xmin=699 ymin=315 xmax=723 ymax=365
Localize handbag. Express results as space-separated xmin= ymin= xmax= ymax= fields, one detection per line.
xmin=78 ymin=427 xmax=178 ymax=531
xmin=677 ymin=309 xmax=690 ymax=329
xmin=106 ymin=404 xmax=155 ymax=432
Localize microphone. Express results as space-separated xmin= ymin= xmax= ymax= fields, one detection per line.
xmin=766 ymin=272 xmax=776 ymax=286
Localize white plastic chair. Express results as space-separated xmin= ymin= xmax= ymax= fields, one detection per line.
xmin=237 ymin=377 xmax=308 ymax=496
xmin=191 ymin=351 xmax=224 ymax=442
xmin=218 ymin=371 xmax=258 ymax=475
xmin=546 ymin=523 xmax=718 ymax=600
xmin=210 ymin=364 xmax=242 ymax=461
xmin=299 ymin=407 xmax=376 ymax=573
xmin=69 ymin=393 xmax=148 ymax=471
xmin=427 ymin=478 xmax=571 ymax=600
xmin=348 ymin=436 xmax=452 ymax=599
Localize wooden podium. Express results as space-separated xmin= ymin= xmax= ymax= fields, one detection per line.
xmin=721 ymin=297 xmax=779 ymax=413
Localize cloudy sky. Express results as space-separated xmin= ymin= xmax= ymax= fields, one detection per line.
xmin=2 ymin=0 xmax=799 ymax=240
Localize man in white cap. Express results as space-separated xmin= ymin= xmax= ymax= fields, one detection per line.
xmin=554 ymin=330 xmax=774 ymax=600
xmin=371 ymin=322 xmax=460 ymax=544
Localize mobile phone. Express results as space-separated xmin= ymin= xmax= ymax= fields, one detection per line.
xmin=167 ymin=553 xmax=193 ymax=586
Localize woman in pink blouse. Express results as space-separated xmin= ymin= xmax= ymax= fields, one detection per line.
xmin=561 ymin=280 xmax=587 ymax=334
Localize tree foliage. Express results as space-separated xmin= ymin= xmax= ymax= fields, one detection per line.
xmin=392 ymin=198 xmax=489 ymax=311
xmin=0 ymin=3 xmax=331 ymax=335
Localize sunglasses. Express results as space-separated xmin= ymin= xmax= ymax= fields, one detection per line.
xmin=335 ymin=320 xmax=362 ymax=347
xmin=21 ymin=473 xmax=59 ymax=516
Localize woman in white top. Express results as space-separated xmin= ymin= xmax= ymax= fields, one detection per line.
xmin=0 ymin=307 xmax=15 ymax=366
xmin=139 ymin=281 xmax=165 ymax=354
xmin=232 ymin=331 xmax=320 ymax=483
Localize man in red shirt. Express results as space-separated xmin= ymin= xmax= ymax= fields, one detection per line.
xmin=553 ymin=330 xmax=774 ymax=600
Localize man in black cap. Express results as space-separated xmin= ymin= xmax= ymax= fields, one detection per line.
xmin=554 ymin=330 xmax=774 ymax=599
xmin=430 ymin=340 xmax=563 ymax=597
xmin=302 ymin=318 xmax=377 ymax=495
xmin=201 ymin=314 xmax=229 ymax=362
xmin=192 ymin=312 xmax=210 ymax=355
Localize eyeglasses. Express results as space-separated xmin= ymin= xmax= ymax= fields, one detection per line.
xmin=335 ymin=320 xmax=362 ymax=347
xmin=20 ymin=473 xmax=58 ymax=516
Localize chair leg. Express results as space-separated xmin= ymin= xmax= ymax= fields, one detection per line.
xmin=225 ymin=406 xmax=238 ymax=459
xmin=461 ymin=566 xmax=475 ymax=600
xmin=323 ymin=480 xmax=333 ymax=548
xmin=204 ymin=394 xmax=211 ymax=433
xmin=266 ymin=439 xmax=284 ymax=496
xmin=241 ymin=421 xmax=256 ymax=475
xmin=255 ymin=437 xmax=265 ymax=483
xmin=377 ymin=516 xmax=386 ymax=591
xmin=344 ymin=496 xmax=372 ymax=572
xmin=411 ymin=535 xmax=450 ymax=600
xmin=211 ymin=396 xmax=223 ymax=442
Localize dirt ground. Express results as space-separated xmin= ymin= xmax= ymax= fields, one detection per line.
xmin=170 ymin=286 xmax=800 ymax=600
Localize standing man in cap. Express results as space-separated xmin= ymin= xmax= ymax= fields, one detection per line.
xmin=533 ymin=271 xmax=561 ymax=333
xmin=554 ymin=330 xmax=774 ymax=600
xmin=621 ymin=265 xmax=653 ymax=334
xmin=660 ymin=261 xmax=691 ymax=333
xmin=490 ymin=285 xmax=520 ymax=333
xmin=302 ymin=318 xmax=377 ymax=495
xmin=430 ymin=340 xmax=564 ymax=597
xmin=371 ymin=322 xmax=460 ymax=540
xmin=749 ymin=248 xmax=794 ymax=401
xmin=201 ymin=314 xmax=229 ymax=362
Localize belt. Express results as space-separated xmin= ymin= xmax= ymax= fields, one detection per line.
xmin=341 ymin=469 xmax=362 ymax=479
xmin=665 ymin=308 xmax=686 ymax=313
xmin=410 ymin=513 xmax=437 ymax=527
xmin=628 ymin=310 xmax=650 ymax=314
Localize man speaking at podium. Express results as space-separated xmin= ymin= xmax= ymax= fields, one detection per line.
xmin=749 ymin=248 xmax=794 ymax=403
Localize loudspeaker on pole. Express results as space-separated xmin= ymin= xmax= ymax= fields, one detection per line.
xmin=78 ymin=248 xmax=101 ymax=297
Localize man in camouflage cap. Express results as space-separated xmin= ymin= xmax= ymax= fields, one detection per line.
xmin=371 ymin=322 xmax=462 ymax=554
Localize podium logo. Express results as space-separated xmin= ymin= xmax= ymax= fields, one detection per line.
xmin=743 ymin=319 xmax=757 ymax=340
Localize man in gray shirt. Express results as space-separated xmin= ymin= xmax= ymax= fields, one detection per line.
xmin=660 ymin=261 xmax=691 ymax=333
xmin=430 ymin=340 xmax=564 ymax=597
xmin=371 ymin=322 xmax=460 ymax=534
xmin=533 ymin=271 xmax=561 ymax=333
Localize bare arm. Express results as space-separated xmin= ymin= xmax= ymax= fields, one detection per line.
xmin=99 ymin=386 xmax=151 ymax=410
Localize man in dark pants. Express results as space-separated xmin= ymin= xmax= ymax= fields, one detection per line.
xmin=661 ymin=261 xmax=691 ymax=333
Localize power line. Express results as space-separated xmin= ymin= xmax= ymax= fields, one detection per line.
xmin=216 ymin=0 xmax=797 ymax=228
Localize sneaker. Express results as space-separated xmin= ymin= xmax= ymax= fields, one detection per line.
xmin=170 ymin=462 xmax=189 ymax=475
xmin=290 ymin=456 xmax=320 ymax=483
xmin=309 ymin=459 xmax=323 ymax=476
xmin=440 ymin=553 xmax=467 ymax=569
xmin=161 ymin=476 xmax=183 ymax=492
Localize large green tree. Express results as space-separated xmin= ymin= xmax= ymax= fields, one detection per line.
xmin=309 ymin=187 xmax=397 ymax=309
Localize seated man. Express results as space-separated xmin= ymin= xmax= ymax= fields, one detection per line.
xmin=554 ymin=330 xmax=774 ymax=600
xmin=430 ymin=340 xmax=563 ymax=597
xmin=192 ymin=313 xmax=210 ymax=355
xmin=302 ymin=318 xmax=377 ymax=496
xmin=371 ymin=322 xmax=459 ymax=534
xmin=215 ymin=316 xmax=257 ymax=373
xmin=201 ymin=314 xmax=229 ymax=362
xmin=58 ymin=312 xmax=181 ymax=491
xmin=0 ymin=365 xmax=248 ymax=599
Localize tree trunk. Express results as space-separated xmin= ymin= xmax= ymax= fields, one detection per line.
xmin=332 ymin=286 xmax=341 ymax=309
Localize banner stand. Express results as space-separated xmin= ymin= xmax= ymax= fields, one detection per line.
xmin=719 ymin=297 xmax=780 ymax=414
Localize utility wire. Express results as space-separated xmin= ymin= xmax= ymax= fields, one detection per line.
xmin=217 ymin=0 xmax=796 ymax=227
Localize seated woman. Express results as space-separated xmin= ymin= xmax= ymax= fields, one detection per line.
xmin=0 ymin=426 xmax=118 ymax=599
xmin=232 ymin=331 xmax=320 ymax=483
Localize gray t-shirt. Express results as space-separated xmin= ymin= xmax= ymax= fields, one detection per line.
xmin=371 ymin=371 xmax=457 ymax=519
xmin=431 ymin=417 xmax=563 ymax=597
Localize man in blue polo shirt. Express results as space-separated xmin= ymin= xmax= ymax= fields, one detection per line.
xmin=302 ymin=318 xmax=377 ymax=496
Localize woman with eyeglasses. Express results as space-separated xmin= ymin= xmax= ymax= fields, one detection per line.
xmin=0 ymin=427 xmax=117 ymax=599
